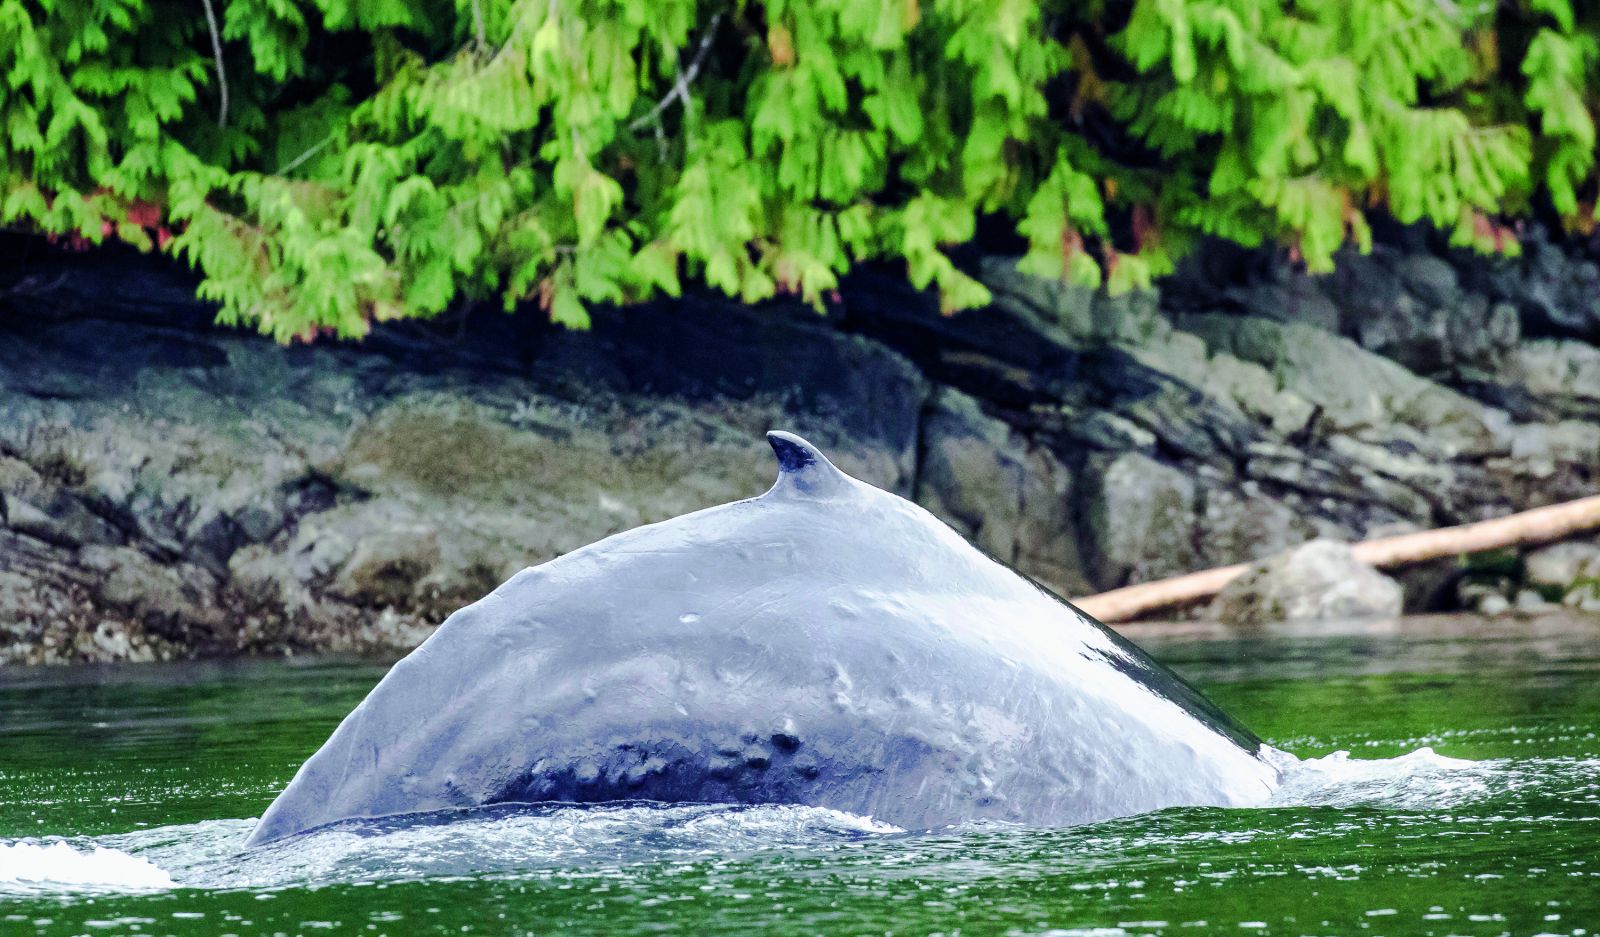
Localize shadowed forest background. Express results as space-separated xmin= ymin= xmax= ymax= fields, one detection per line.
xmin=1 ymin=0 xmax=1598 ymax=662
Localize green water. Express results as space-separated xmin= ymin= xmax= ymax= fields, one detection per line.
xmin=2 ymin=614 xmax=1598 ymax=936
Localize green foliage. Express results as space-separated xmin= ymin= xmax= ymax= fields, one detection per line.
xmin=2 ymin=0 xmax=1598 ymax=339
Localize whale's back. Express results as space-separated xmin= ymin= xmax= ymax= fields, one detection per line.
xmin=247 ymin=433 xmax=1277 ymax=845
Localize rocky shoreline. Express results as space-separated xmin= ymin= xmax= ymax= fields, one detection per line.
xmin=2 ymin=225 xmax=1597 ymax=664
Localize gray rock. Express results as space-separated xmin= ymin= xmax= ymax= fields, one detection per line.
xmin=1326 ymin=250 xmax=1511 ymax=371
xmin=980 ymin=257 xmax=1098 ymax=339
xmin=1331 ymin=250 xmax=1504 ymax=377
xmin=1477 ymin=592 xmax=1513 ymax=616
xmin=1122 ymin=329 xmax=1318 ymax=438
xmin=1091 ymin=288 xmax=1168 ymax=345
xmin=1211 ymin=352 xmax=1315 ymax=436
xmin=1487 ymin=302 xmax=1522 ymax=351
xmin=1326 ymin=435 xmax=1455 ymax=488
xmin=1211 ymin=539 xmax=1404 ymax=625
xmin=1505 ymin=421 xmax=1600 ymax=480
xmin=1395 ymin=254 xmax=1462 ymax=308
xmin=1012 ymin=446 xmax=1087 ymax=597
xmin=981 ymin=257 xmax=1168 ymax=345
xmin=1473 ymin=237 xmax=1600 ymax=340
xmin=1195 ymin=485 xmax=1316 ymax=568
xmin=330 ymin=525 xmax=443 ymax=609
xmin=913 ymin=389 xmax=1021 ymax=561
xmin=1181 ymin=312 xmax=1507 ymax=457
xmin=1564 ymin=584 xmax=1600 ymax=612
xmin=0 ymin=489 xmax=122 ymax=548
xmin=1523 ymin=541 xmax=1600 ymax=591
xmin=1499 ymin=340 xmax=1600 ymax=421
xmin=1033 ymin=404 xmax=1158 ymax=453
xmin=1514 ymin=588 xmax=1558 ymax=614
xmin=1081 ymin=452 xmax=1198 ymax=589
xmin=1224 ymin=274 xmax=1344 ymax=332
xmin=915 ymin=389 xmax=1089 ymax=596
xmin=1242 ymin=441 xmax=1426 ymax=523
xmin=1455 ymin=577 xmax=1514 ymax=617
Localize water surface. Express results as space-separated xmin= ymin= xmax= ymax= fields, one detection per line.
xmin=2 ymin=613 xmax=1597 ymax=935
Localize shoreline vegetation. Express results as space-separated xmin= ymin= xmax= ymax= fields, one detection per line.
xmin=2 ymin=0 xmax=1600 ymax=339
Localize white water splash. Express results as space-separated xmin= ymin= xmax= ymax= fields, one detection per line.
xmin=0 ymin=840 xmax=173 ymax=892
xmin=5 ymin=802 xmax=903 ymax=896
xmin=1266 ymin=746 xmax=1491 ymax=810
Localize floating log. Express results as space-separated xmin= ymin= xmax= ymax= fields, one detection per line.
xmin=1073 ymin=495 xmax=1600 ymax=623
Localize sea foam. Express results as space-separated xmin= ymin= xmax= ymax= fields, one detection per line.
xmin=0 ymin=840 xmax=174 ymax=891
xmin=1266 ymin=745 xmax=1489 ymax=810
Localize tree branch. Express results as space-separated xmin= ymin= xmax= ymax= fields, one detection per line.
xmin=200 ymin=0 xmax=229 ymax=128
xmin=627 ymin=14 xmax=722 ymax=133
xmin=470 ymin=0 xmax=486 ymax=50
xmin=278 ymin=135 xmax=335 ymax=175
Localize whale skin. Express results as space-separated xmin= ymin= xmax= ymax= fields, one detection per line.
xmin=246 ymin=431 xmax=1279 ymax=845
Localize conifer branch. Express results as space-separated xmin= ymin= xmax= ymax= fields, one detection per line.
xmin=199 ymin=0 xmax=229 ymax=128
xmin=4 ymin=0 xmax=1590 ymax=337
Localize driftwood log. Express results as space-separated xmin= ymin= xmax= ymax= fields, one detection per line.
xmin=1074 ymin=495 xmax=1600 ymax=623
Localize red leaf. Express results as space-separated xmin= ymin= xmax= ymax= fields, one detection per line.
xmin=126 ymin=200 xmax=161 ymax=228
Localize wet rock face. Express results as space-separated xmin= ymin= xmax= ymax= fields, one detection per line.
xmin=914 ymin=389 xmax=1088 ymax=597
xmin=1497 ymin=340 xmax=1600 ymax=423
xmin=3 ymin=219 xmax=1600 ymax=661
xmin=1211 ymin=540 xmax=1404 ymax=625
xmin=1462 ymin=232 xmax=1600 ymax=342
xmin=0 ymin=256 xmax=935 ymax=664
xmin=1080 ymin=452 xmax=1198 ymax=589
xmin=1330 ymin=252 xmax=1522 ymax=376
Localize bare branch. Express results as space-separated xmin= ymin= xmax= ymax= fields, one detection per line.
xmin=278 ymin=134 xmax=336 ymax=175
xmin=470 ymin=0 xmax=486 ymax=50
xmin=627 ymin=14 xmax=722 ymax=133
xmin=200 ymin=0 xmax=229 ymax=128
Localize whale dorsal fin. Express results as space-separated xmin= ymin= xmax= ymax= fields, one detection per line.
xmin=765 ymin=431 xmax=851 ymax=499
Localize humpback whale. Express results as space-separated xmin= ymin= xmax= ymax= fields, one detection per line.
xmin=247 ymin=431 xmax=1279 ymax=845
